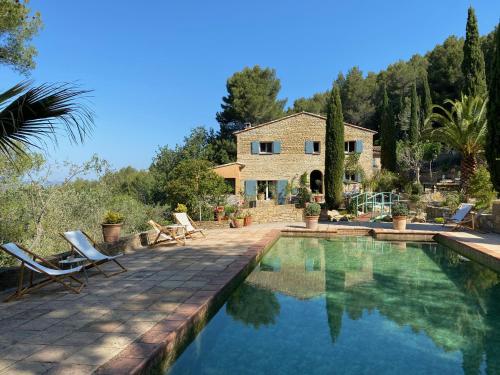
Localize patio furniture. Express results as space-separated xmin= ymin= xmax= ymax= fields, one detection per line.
xmin=0 ymin=242 xmax=85 ymax=302
xmin=173 ymin=212 xmax=206 ymax=238
xmin=59 ymin=256 xmax=89 ymax=283
xmin=444 ymin=203 xmax=474 ymax=231
xmin=62 ymin=230 xmax=127 ymax=277
xmin=148 ymin=220 xmax=186 ymax=246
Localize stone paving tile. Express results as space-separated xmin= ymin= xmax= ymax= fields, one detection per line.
xmin=62 ymin=346 xmax=123 ymax=366
xmin=45 ymin=364 xmax=98 ymax=375
xmin=57 ymin=332 xmax=105 ymax=346
xmin=24 ymin=345 xmax=80 ymax=362
xmin=93 ymin=333 xmax=140 ymax=349
xmin=0 ymin=343 xmax=46 ymax=360
xmin=0 ymin=360 xmax=55 ymax=375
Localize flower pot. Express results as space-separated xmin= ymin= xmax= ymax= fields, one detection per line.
xmin=216 ymin=212 xmax=225 ymax=222
xmin=233 ymin=218 xmax=244 ymax=228
xmin=101 ymin=223 xmax=123 ymax=243
xmin=244 ymin=216 xmax=252 ymax=226
xmin=305 ymin=215 xmax=319 ymax=230
xmin=314 ymin=195 xmax=323 ymax=203
xmin=392 ymin=216 xmax=407 ymax=231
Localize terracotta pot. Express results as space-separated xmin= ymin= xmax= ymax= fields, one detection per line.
xmin=233 ymin=218 xmax=244 ymax=228
xmin=216 ymin=212 xmax=224 ymax=222
xmin=314 ymin=195 xmax=323 ymax=203
xmin=244 ymin=216 xmax=252 ymax=226
xmin=101 ymin=223 xmax=123 ymax=243
xmin=305 ymin=215 xmax=319 ymax=230
xmin=392 ymin=216 xmax=407 ymax=231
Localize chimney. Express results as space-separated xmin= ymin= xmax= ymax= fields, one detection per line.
xmin=244 ymin=122 xmax=252 ymax=129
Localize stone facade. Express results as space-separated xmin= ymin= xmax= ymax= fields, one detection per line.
xmin=234 ymin=112 xmax=376 ymax=196
xmin=246 ymin=204 xmax=304 ymax=224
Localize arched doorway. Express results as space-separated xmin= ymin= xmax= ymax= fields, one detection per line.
xmin=310 ymin=170 xmax=323 ymax=194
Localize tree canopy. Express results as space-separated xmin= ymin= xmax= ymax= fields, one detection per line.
xmin=462 ymin=7 xmax=487 ymax=97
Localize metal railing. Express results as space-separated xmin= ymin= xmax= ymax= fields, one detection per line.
xmin=350 ymin=192 xmax=401 ymax=218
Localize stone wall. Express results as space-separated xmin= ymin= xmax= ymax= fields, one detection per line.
xmin=246 ymin=204 xmax=304 ymax=224
xmin=236 ymin=112 xmax=376 ymax=185
xmin=493 ymin=200 xmax=500 ymax=233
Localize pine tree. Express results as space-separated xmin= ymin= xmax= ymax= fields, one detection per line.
xmin=380 ymin=84 xmax=396 ymax=171
xmin=462 ymin=6 xmax=487 ymax=97
xmin=486 ymin=24 xmax=500 ymax=192
xmin=324 ymin=85 xmax=345 ymax=209
xmin=409 ymin=82 xmax=420 ymax=144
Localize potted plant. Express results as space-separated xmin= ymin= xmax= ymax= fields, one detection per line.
xmin=392 ymin=203 xmax=409 ymax=231
xmin=174 ymin=203 xmax=188 ymax=213
xmin=233 ymin=213 xmax=245 ymax=228
xmin=243 ymin=210 xmax=253 ymax=226
xmin=101 ymin=210 xmax=125 ymax=243
xmin=214 ymin=206 xmax=225 ymax=222
xmin=304 ymin=202 xmax=321 ymax=230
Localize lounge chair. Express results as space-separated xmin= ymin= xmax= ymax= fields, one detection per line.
xmin=148 ymin=220 xmax=186 ymax=246
xmin=0 ymin=243 xmax=85 ymax=302
xmin=444 ymin=203 xmax=474 ymax=231
xmin=62 ymin=230 xmax=127 ymax=277
xmin=173 ymin=212 xmax=206 ymax=238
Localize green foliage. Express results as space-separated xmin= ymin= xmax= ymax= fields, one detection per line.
xmin=102 ymin=167 xmax=155 ymax=205
xmin=462 ymin=7 xmax=487 ymax=97
xmin=380 ymin=84 xmax=397 ymax=171
xmin=297 ymin=172 xmax=311 ymax=208
xmin=443 ymin=192 xmax=462 ymax=213
xmin=392 ymin=203 xmax=409 ymax=217
xmin=304 ymin=203 xmax=321 ymax=216
xmin=324 ymin=86 xmax=345 ymax=209
xmin=216 ymin=65 xmax=286 ymax=138
xmin=486 ymin=24 xmax=500 ymax=192
xmin=0 ymin=0 xmax=42 ymax=72
xmin=467 ymin=166 xmax=497 ymax=210
xmin=396 ymin=141 xmax=424 ymax=183
xmin=434 ymin=217 xmax=445 ymax=224
xmin=102 ymin=211 xmax=124 ymax=224
xmin=174 ymin=203 xmax=188 ymax=213
xmin=409 ymin=81 xmax=420 ymax=144
xmin=422 ymin=74 xmax=433 ymax=121
xmin=338 ymin=67 xmax=377 ymax=126
xmin=289 ymin=91 xmax=329 ymax=115
xmin=165 ymin=159 xmax=230 ymax=219
xmin=366 ymin=170 xmax=399 ymax=192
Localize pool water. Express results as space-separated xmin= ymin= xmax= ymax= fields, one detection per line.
xmin=165 ymin=236 xmax=500 ymax=375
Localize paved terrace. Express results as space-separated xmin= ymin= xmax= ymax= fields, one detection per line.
xmin=0 ymin=222 xmax=498 ymax=375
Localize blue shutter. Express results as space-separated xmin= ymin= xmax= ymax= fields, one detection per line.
xmin=272 ymin=141 xmax=281 ymax=154
xmin=251 ymin=142 xmax=259 ymax=154
xmin=355 ymin=140 xmax=364 ymax=153
xmin=305 ymin=141 xmax=313 ymax=154
xmin=277 ymin=180 xmax=288 ymax=205
xmin=244 ymin=180 xmax=257 ymax=199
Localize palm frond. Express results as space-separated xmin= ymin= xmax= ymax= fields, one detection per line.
xmin=0 ymin=82 xmax=95 ymax=156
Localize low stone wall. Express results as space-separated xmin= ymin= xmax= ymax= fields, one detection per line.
xmin=247 ymin=204 xmax=304 ymax=224
xmin=195 ymin=221 xmax=231 ymax=230
xmin=426 ymin=205 xmax=451 ymax=220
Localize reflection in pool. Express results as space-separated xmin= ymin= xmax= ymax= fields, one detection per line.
xmin=165 ymin=236 xmax=500 ymax=375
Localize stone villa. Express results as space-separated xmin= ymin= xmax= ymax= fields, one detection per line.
xmin=212 ymin=112 xmax=378 ymax=203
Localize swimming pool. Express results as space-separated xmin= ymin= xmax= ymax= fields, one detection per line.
xmin=164 ymin=236 xmax=500 ymax=374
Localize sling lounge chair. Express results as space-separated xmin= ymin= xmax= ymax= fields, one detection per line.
xmin=0 ymin=243 xmax=85 ymax=302
xmin=173 ymin=212 xmax=206 ymax=238
xmin=148 ymin=220 xmax=186 ymax=246
xmin=444 ymin=203 xmax=474 ymax=231
xmin=62 ymin=230 xmax=127 ymax=277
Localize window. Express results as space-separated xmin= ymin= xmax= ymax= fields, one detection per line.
xmin=313 ymin=141 xmax=320 ymax=154
xmin=345 ymin=141 xmax=356 ymax=153
xmin=259 ymin=142 xmax=273 ymax=154
xmin=345 ymin=172 xmax=356 ymax=181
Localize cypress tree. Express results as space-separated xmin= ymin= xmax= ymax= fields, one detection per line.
xmin=462 ymin=6 xmax=487 ymax=97
xmin=409 ymin=82 xmax=420 ymax=144
xmin=380 ymin=84 xmax=396 ymax=171
xmin=324 ymin=85 xmax=345 ymax=209
xmin=422 ymin=74 xmax=433 ymax=121
xmin=486 ymin=24 xmax=500 ymax=192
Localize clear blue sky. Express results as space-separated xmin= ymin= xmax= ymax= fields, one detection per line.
xmin=3 ymin=0 xmax=500 ymax=176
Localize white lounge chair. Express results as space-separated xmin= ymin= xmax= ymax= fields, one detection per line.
xmin=173 ymin=212 xmax=205 ymax=238
xmin=444 ymin=203 xmax=474 ymax=231
xmin=62 ymin=230 xmax=127 ymax=277
xmin=0 ymin=242 xmax=85 ymax=302
xmin=148 ymin=220 xmax=186 ymax=246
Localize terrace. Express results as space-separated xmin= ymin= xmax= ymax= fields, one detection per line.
xmin=0 ymin=222 xmax=499 ymax=374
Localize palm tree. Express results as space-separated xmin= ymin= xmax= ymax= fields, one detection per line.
xmin=428 ymin=95 xmax=487 ymax=188
xmin=0 ymin=81 xmax=94 ymax=156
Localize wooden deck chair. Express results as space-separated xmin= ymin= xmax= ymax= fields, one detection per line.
xmin=148 ymin=220 xmax=186 ymax=246
xmin=0 ymin=243 xmax=85 ymax=302
xmin=444 ymin=203 xmax=475 ymax=231
xmin=173 ymin=212 xmax=206 ymax=238
xmin=62 ymin=230 xmax=127 ymax=278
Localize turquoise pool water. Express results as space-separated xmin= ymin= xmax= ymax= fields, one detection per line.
xmin=165 ymin=236 xmax=500 ymax=375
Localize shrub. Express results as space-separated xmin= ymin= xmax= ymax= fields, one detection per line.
xmin=297 ymin=172 xmax=312 ymax=207
xmin=102 ymin=210 xmax=124 ymax=224
xmin=434 ymin=217 xmax=445 ymax=224
xmin=443 ymin=192 xmax=462 ymax=212
xmin=467 ymin=166 xmax=497 ymax=210
xmin=392 ymin=203 xmax=409 ymax=217
xmin=369 ymin=170 xmax=399 ymax=192
xmin=304 ymin=203 xmax=321 ymax=216
xmin=174 ymin=203 xmax=188 ymax=213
